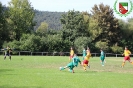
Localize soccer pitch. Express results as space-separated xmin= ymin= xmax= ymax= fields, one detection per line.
xmin=0 ymin=56 xmax=133 ymax=88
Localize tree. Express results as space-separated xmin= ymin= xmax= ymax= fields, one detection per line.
xmin=95 ymin=41 xmax=109 ymax=51
xmin=88 ymin=17 xmax=102 ymax=41
xmin=7 ymin=0 xmax=34 ymax=40
xmin=119 ymin=18 xmax=133 ymax=52
xmin=20 ymin=34 xmax=41 ymax=52
xmin=111 ymin=43 xmax=123 ymax=54
xmin=91 ymin=3 xmax=120 ymax=45
xmin=36 ymin=21 xmax=48 ymax=34
xmin=0 ymin=2 xmax=9 ymax=48
xmin=74 ymin=37 xmax=92 ymax=53
xmin=60 ymin=10 xmax=89 ymax=44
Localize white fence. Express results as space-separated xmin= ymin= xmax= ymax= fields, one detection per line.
xmin=1 ymin=51 xmax=133 ymax=57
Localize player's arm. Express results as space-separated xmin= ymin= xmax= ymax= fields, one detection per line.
xmin=1 ymin=48 xmax=6 ymax=51
xmin=122 ymin=51 xmax=124 ymax=56
xmin=0 ymin=49 xmax=4 ymax=51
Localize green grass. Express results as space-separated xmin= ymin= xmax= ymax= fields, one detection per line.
xmin=0 ymin=56 xmax=133 ymax=88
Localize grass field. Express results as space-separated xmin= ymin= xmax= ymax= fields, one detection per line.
xmin=0 ymin=56 xmax=133 ymax=88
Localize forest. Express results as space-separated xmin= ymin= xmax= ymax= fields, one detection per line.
xmin=0 ymin=0 xmax=133 ymax=54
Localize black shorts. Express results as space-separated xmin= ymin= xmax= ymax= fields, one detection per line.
xmin=5 ymin=53 xmax=11 ymax=56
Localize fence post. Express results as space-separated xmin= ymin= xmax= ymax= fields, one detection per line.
xmin=31 ymin=52 xmax=32 ymax=56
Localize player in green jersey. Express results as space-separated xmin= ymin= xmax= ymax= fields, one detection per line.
xmin=60 ymin=54 xmax=81 ymax=73
xmin=100 ymin=49 xmax=105 ymax=66
xmin=82 ymin=48 xmax=86 ymax=60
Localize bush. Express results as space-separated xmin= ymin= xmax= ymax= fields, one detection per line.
xmin=95 ymin=41 xmax=109 ymax=52
xmin=111 ymin=45 xmax=123 ymax=54
xmin=74 ymin=37 xmax=92 ymax=53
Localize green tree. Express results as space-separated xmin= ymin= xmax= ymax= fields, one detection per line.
xmin=91 ymin=3 xmax=120 ymax=45
xmin=95 ymin=41 xmax=109 ymax=51
xmin=0 ymin=2 xmax=9 ymax=48
xmin=7 ymin=0 xmax=34 ymax=40
xmin=36 ymin=21 xmax=48 ymax=34
xmin=74 ymin=37 xmax=92 ymax=53
xmin=88 ymin=17 xmax=102 ymax=41
xmin=111 ymin=43 xmax=123 ymax=54
xmin=60 ymin=10 xmax=89 ymax=44
xmin=119 ymin=18 xmax=133 ymax=52
xmin=20 ymin=34 xmax=41 ymax=52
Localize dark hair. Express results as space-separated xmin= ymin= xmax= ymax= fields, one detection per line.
xmin=125 ymin=46 xmax=128 ymax=49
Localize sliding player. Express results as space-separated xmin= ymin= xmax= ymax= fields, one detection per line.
xmin=121 ymin=46 xmax=133 ymax=68
xmin=1 ymin=46 xmax=12 ymax=60
xmin=60 ymin=54 xmax=81 ymax=73
xmin=82 ymin=49 xmax=91 ymax=71
xmin=69 ymin=47 xmax=74 ymax=62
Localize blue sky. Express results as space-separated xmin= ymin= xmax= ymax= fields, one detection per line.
xmin=1 ymin=0 xmax=133 ymax=21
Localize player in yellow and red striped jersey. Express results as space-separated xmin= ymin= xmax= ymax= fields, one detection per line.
xmin=82 ymin=49 xmax=91 ymax=71
xmin=69 ymin=47 xmax=74 ymax=62
xmin=121 ymin=46 xmax=133 ymax=68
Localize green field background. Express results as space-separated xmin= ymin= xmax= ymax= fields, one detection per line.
xmin=0 ymin=56 xmax=133 ymax=88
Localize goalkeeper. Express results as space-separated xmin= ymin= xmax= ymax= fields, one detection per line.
xmin=60 ymin=54 xmax=81 ymax=73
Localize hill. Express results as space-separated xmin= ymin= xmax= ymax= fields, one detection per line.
xmin=34 ymin=10 xmax=65 ymax=30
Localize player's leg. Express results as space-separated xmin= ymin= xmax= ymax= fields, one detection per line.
xmin=127 ymin=57 xmax=133 ymax=64
xmin=100 ymin=56 xmax=104 ymax=66
xmin=83 ymin=64 xmax=87 ymax=71
xmin=82 ymin=60 xmax=88 ymax=71
xmin=102 ymin=57 xmax=105 ymax=66
xmin=102 ymin=60 xmax=104 ymax=66
xmin=60 ymin=62 xmax=72 ymax=71
xmin=104 ymin=59 xmax=106 ymax=63
xmin=88 ymin=61 xmax=90 ymax=68
xmin=69 ymin=66 xmax=75 ymax=73
xmin=60 ymin=66 xmax=67 ymax=71
xmin=121 ymin=57 xmax=127 ymax=67
xmin=121 ymin=60 xmax=126 ymax=68
xmin=69 ymin=55 xmax=72 ymax=62
xmin=4 ymin=52 xmax=7 ymax=60
xmin=82 ymin=55 xmax=85 ymax=60
xmin=9 ymin=53 xmax=11 ymax=60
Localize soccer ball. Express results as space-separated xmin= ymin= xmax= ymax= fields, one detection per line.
xmin=59 ymin=67 xmax=62 ymax=71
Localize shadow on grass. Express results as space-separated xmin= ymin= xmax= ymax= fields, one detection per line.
xmin=0 ymin=85 xmax=42 ymax=88
xmin=0 ymin=69 xmax=14 ymax=73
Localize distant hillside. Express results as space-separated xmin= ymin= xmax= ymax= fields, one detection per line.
xmin=34 ymin=10 xmax=65 ymax=30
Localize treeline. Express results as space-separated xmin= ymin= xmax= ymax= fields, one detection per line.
xmin=34 ymin=10 xmax=65 ymax=30
xmin=0 ymin=0 xmax=133 ymax=54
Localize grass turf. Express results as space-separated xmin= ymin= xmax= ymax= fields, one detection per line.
xmin=0 ymin=56 xmax=133 ymax=88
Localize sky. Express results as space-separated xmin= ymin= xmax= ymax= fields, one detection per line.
xmin=1 ymin=0 xmax=133 ymax=21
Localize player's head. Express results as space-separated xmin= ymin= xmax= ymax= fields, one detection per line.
xmin=74 ymin=54 xmax=77 ymax=56
xmin=100 ymin=49 xmax=103 ymax=52
xmin=70 ymin=47 xmax=73 ymax=50
xmin=125 ymin=46 xmax=128 ymax=50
